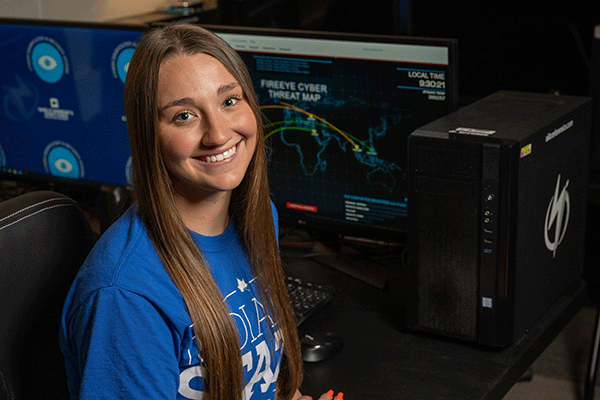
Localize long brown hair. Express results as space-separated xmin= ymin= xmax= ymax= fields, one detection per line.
xmin=124 ymin=23 xmax=302 ymax=400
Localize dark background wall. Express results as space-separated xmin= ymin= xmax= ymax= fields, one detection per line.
xmin=219 ymin=0 xmax=597 ymax=103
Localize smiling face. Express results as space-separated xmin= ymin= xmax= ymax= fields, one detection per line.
xmin=156 ymin=52 xmax=258 ymax=204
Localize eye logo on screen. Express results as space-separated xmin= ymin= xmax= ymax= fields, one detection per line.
xmin=43 ymin=141 xmax=84 ymax=179
xmin=27 ymin=37 xmax=68 ymax=84
xmin=111 ymin=42 xmax=137 ymax=84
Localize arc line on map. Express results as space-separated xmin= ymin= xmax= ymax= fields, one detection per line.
xmin=265 ymin=121 xmax=374 ymax=153
xmin=265 ymin=126 xmax=315 ymax=139
xmin=261 ymin=102 xmax=360 ymax=150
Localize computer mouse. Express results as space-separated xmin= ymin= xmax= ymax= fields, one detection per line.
xmin=300 ymin=332 xmax=344 ymax=362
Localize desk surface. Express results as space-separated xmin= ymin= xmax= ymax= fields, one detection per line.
xmin=282 ymin=249 xmax=587 ymax=400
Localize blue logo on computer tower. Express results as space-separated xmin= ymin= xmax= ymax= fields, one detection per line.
xmin=43 ymin=141 xmax=83 ymax=179
xmin=28 ymin=38 xmax=66 ymax=84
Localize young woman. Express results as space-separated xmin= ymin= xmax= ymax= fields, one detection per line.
xmin=59 ymin=24 xmax=340 ymax=400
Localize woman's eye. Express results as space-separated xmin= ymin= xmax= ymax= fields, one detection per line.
xmin=174 ymin=111 xmax=193 ymax=123
xmin=223 ymin=96 xmax=240 ymax=108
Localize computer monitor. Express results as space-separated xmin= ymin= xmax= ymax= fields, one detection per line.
xmin=210 ymin=25 xmax=458 ymax=240
xmin=0 ymin=19 xmax=457 ymax=241
xmin=0 ymin=18 xmax=143 ymax=189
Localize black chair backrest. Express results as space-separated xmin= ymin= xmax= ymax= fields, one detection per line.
xmin=0 ymin=191 xmax=96 ymax=400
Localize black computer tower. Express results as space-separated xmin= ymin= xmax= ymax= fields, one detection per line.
xmin=407 ymin=91 xmax=592 ymax=347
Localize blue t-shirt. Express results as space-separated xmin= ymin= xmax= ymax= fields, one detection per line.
xmin=59 ymin=205 xmax=283 ymax=399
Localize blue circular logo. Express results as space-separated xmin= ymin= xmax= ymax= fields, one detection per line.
xmin=116 ymin=47 xmax=135 ymax=84
xmin=31 ymin=42 xmax=64 ymax=84
xmin=44 ymin=143 xmax=82 ymax=179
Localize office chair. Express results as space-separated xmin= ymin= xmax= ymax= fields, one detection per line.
xmin=0 ymin=191 xmax=96 ymax=399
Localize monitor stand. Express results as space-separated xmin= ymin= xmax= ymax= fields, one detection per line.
xmin=279 ymin=230 xmax=392 ymax=290
xmin=308 ymin=241 xmax=389 ymax=289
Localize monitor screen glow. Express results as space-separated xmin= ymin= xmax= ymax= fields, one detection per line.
xmin=0 ymin=19 xmax=143 ymax=187
xmin=0 ymin=20 xmax=457 ymax=239
xmin=212 ymin=26 xmax=458 ymax=237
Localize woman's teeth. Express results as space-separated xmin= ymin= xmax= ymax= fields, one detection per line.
xmin=203 ymin=146 xmax=236 ymax=163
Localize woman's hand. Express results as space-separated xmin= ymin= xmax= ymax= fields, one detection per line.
xmin=293 ymin=389 xmax=343 ymax=400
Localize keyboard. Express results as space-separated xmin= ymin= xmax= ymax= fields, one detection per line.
xmin=286 ymin=276 xmax=338 ymax=326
